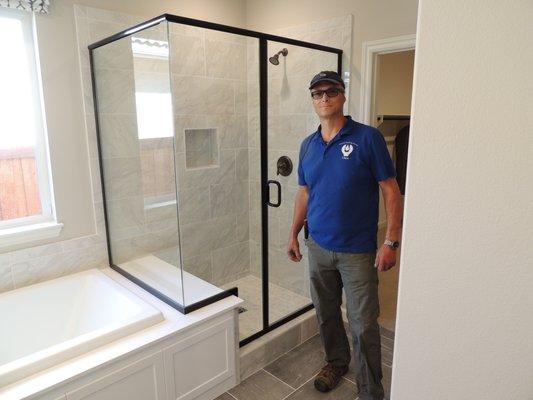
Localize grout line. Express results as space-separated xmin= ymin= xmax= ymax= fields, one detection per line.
xmin=261 ymin=369 xmax=295 ymax=391
xmin=280 ymin=373 xmax=317 ymax=400
xmin=224 ymin=391 xmax=238 ymax=400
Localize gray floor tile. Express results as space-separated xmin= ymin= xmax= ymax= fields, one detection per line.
xmin=215 ymin=393 xmax=237 ymax=400
xmin=285 ymin=376 xmax=357 ymax=400
xmin=379 ymin=326 xmax=395 ymax=340
xmin=228 ymin=369 xmax=293 ymax=400
xmin=264 ymin=335 xmax=325 ymax=389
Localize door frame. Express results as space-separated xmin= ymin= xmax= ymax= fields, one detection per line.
xmin=359 ymin=34 xmax=416 ymax=126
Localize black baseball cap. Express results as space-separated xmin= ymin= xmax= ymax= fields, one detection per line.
xmin=309 ymin=70 xmax=345 ymax=90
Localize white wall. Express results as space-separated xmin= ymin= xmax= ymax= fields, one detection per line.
xmin=392 ymin=0 xmax=533 ymax=399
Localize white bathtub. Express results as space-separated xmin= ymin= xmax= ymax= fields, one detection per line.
xmin=0 ymin=268 xmax=164 ymax=388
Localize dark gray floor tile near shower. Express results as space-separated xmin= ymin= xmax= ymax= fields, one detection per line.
xmin=285 ymin=376 xmax=357 ymax=400
xmin=344 ymin=364 xmax=392 ymax=400
xmin=381 ymin=345 xmax=393 ymax=367
xmin=215 ymin=393 xmax=237 ymax=400
xmin=379 ymin=326 xmax=395 ymax=340
xmin=380 ymin=335 xmax=394 ymax=351
xmin=264 ymin=335 xmax=325 ymax=389
xmin=228 ymin=369 xmax=293 ymax=400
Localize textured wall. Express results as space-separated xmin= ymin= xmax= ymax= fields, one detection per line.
xmin=392 ymin=1 xmax=533 ymax=399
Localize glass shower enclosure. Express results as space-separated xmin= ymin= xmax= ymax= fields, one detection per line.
xmin=89 ymin=14 xmax=342 ymax=345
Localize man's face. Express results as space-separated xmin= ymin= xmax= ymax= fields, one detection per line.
xmin=310 ymin=82 xmax=346 ymax=118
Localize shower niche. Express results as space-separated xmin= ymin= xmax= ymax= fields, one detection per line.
xmin=89 ymin=14 xmax=342 ymax=345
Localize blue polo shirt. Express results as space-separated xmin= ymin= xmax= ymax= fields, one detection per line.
xmin=297 ymin=115 xmax=396 ymax=253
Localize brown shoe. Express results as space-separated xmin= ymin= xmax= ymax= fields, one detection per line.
xmin=313 ymin=363 xmax=349 ymax=392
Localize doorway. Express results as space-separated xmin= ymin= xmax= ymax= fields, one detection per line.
xmin=360 ymin=36 xmax=415 ymax=331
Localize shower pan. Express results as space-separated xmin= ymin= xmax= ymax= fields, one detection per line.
xmin=88 ymin=14 xmax=342 ymax=346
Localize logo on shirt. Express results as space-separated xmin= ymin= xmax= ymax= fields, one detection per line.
xmin=340 ymin=142 xmax=357 ymax=159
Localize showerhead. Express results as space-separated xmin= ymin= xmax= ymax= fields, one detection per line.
xmin=268 ymin=48 xmax=288 ymax=65
xmin=269 ymin=55 xmax=280 ymax=65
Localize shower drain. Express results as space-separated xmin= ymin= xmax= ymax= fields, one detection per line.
xmin=237 ymin=307 xmax=247 ymax=314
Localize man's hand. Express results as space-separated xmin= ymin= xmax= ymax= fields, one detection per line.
xmin=374 ymin=244 xmax=397 ymax=271
xmin=287 ymin=236 xmax=303 ymax=262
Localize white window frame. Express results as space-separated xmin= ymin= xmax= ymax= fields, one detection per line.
xmin=0 ymin=8 xmax=62 ymax=247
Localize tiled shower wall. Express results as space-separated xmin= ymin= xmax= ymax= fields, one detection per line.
xmin=0 ymin=5 xmax=352 ymax=295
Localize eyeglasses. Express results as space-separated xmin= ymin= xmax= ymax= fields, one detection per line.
xmin=310 ymin=88 xmax=345 ymax=100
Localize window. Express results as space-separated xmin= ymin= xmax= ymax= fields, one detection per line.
xmin=0 ymin=8 xmax=60 ymax=246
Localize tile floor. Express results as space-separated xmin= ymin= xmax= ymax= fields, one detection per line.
xmin=218 ymin=324 xmax=395 ymax=400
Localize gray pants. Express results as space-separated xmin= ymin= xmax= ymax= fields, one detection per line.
xmin=305 ymin=234 xmax=384 ymax=400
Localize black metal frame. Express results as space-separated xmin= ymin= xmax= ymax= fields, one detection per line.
xmin=88 ymin=13 xmax=343 ymax=346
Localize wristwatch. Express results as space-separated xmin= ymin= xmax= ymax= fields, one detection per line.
xmin=384 ymin=239 xmax=400 ymax=249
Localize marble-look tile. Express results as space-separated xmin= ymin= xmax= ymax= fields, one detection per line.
xmin=300 ymin=314 xmax=319 ymax=342
xmin=73 ymin=4 xmax=87 ymax=19
xmin=239 ymin=340 xmax=267 ymax=379
xmin=61 ymin=231 xmax=106 ymax=253
xmin=205 ymin=39 xmax=246 ymax=80
xmin=204 ymin=29 xmax=246 ymax=45
xmin=264 ymin=335 xmax=324 ymax=389
xmin=228 ymin=369 xmax=293 ymax=400
xmin=80 ymin=67 xmax=94 ymax=115
xmin=133 ymin=23 xmax=167 ymax=42
xmin=153 ymin=246 xmax=180 ymax=267
xmin=182 ymin=252 xmax=212 ymax=282
xmin=0 ymin=257 xmax=14 ymax=293
xmin=145 ymin=201 xmax=177 ymax=224
xmin=169 ymin=33 xmax=205 ymax=76
xmin=236 ymin=149 xmax=249 ymax=181
xmin=98 ymin=113 xmax=140 ymax=159
xmin=93 ymin=68 xmax=136 ymax=114
xmin=176 ymin=149 xmax=236 ymax=189
xmin=74 ymin=15 xmax=90 ymax=70
xmin=92 ymin=35 xmax=133 ymax=70
xmin=206 ymin=115 xmax=247 ymax=149
xmin=179 ymin=214 xmax=236 ymax=258
xmin=101 ymin=157 xmax=142 ymax=200
xmin=236 ymin=210 xmax=250 ymax=243
xmin=168 ymin=22 xmax=204 ymax=38
xmin=177 ymin=185 xmax=210 ymax=224
xmin=11 ymin=253 xmax=70 ymax=289
xmin=172 ymin=75 xmax=235 ymax=115
xmin=106 ymin=195 xmax=145 ymax=234
xmin=269 ymin=114 xmax=307 ymax=151
xmin=210 ymin=180 xmax=248 ymax=218
xmin=264 ymin=323 xmax=301 ymax=363
xmin=9 ymin=241 xmax=64 ymax=264
xmin=212 ymin=242 xmax=250 ymax=284
xmin=88 ymin=19 xmax=129 ymax=46
xmin=234 ymin=80 xmax=248 ymax=116
xmin=249 ymin=240 xmax=261 ymax=278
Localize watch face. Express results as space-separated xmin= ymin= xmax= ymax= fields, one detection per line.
xmin=393 ymin=241 xmax=399 ymax=248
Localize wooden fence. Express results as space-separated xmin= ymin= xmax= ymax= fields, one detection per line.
xmin=0 ymin=147 xmax=41 ymax=221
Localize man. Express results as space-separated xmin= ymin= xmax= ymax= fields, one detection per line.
xmin=287 ymin=71 xmax=402 ymax=400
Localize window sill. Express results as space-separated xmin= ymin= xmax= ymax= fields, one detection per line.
xmin=0 ymin=221 xmax=64 ymax=249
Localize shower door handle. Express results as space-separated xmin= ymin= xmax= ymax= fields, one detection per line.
xmin=267 ymin=180 xmax=281 ymax=207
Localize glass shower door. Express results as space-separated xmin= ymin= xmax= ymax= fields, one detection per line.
xmin=266 ymin=40 xmax=341 ymax=324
